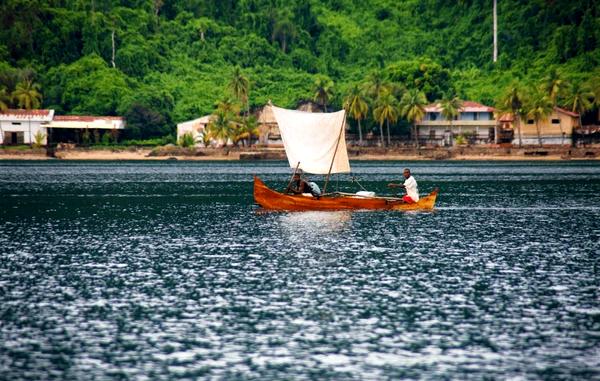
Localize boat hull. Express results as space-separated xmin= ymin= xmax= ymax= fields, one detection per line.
xmin=253 ymin=176 xmax=438 ymax=211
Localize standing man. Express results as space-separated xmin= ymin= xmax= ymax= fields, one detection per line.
xmin=388 ymin=168 xmax=419 ymax=203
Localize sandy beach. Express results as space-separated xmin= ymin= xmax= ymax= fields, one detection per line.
xmin=1 ymin=147 xmax=598 ymax=161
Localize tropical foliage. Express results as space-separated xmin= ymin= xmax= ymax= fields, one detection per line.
xmin=178 ymin=132 xmax=196 ymax=147
xmin=0 ymin=0 xmax=597 ymax=141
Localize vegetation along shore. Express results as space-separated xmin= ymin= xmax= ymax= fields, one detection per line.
xmin=0 ymin=1 xmax=599 ymax=152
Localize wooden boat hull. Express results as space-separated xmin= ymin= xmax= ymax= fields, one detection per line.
xmin=253 ymin=176 xmax=438 ymax=211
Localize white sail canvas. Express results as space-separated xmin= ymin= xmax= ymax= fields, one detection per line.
xmin=271 ymin=105 xmax=351 ymax=174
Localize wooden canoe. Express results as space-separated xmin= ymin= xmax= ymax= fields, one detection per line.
xmin=253 ymin=176 xmax=438 ymax=211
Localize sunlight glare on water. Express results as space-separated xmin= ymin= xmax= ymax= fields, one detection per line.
xmin=1 ymin=160 xmax=599 ymax=380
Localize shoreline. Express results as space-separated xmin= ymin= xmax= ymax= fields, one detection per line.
xmin=1 ymin=147 xmax=599 ymax=161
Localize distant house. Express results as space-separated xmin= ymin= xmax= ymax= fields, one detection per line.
xmin=176 ymin=115 xmax=212 ymax=145
xmin=416 ymin=101 xmax=496 ymax=146
xmin=0 ymin=110 xmax=126 ymax=146
xmin=46 ymin=115 xmax=125 ymax=144
xmin=0 ymin=109 xmax=54 ymax=145
xmin=519 ymin=107 xmax=579 ymax=145
xmin=256 ymin=105 xmax=281 ymax=146
xmin=255 ymin=102 xmax=324 ymax=146
xmin=296 ymin=100 xmax=322 ymax=113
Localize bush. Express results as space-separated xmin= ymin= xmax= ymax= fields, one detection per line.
xmin=455 ymin=135 xmax=467 ymax=145
xmin=178 ymin=132 xmax=196 ymax=147
xmin=119 ymin=135 xmax=176 ymax=147
xmin=33 ymin=131 xmax=46 ymax=148
xmin=101 ymin=133 xmax=111 ymax=145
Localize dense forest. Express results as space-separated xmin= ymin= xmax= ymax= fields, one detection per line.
xmin=0 ymin=0 xmax=599 ymax=140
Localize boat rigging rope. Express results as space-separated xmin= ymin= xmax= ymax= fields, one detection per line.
xmin=351 ymin=175 xmax=368 ymax=191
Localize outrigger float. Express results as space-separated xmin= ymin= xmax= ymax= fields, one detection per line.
xmin=253 ymin=104 xmax=438 ymax=212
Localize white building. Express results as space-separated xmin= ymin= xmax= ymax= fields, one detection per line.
xmin=176 ymin=115 xmax=212 ymax=145
xmin=0 ymin=110 xmax=125 ymax=146
xmin=416 ymin=101 xmax=497 ymax=146
xmin=0 ymin=109 xmax=55 ymax=145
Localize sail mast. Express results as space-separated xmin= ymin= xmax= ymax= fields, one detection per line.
xmin=322 ymin=117 xmax=346 ymax=194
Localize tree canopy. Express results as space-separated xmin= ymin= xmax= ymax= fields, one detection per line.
xmin=0 ymin=0 xmax=598 ymax=139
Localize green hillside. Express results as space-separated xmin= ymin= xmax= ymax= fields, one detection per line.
xmin=0 ymin=0 xmax=598 ymax=139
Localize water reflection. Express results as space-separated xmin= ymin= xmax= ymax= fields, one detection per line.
xmin=278 ymin=211 xmax=352 ymax=232
xmin=0 ymin=161 xmax=599 ymax=380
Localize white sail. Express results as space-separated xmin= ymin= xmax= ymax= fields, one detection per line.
xmin=270 ymin=105 xmax=350 ymax=174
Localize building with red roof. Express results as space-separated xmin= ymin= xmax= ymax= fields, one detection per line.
xmin=0 ymin=109 xmax=55 ymax=145
xmin=0 ymin=109 xmax=125 ymax=146
xmin=416 ymin=101 xmax=581 ymax=147
xmin=416 ymin=101 xmax=499 ymax=146
xmin=518 ymin=107 xmax=579 ymax=146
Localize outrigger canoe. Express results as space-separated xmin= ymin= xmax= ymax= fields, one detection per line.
xmin=254 ymin=176 xmax=438 ymax=211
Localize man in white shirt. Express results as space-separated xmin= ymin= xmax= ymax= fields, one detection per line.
xmin=387 ymin=168 xmax=419 ymax=203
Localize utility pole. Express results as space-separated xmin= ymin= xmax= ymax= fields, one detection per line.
xmin=111 ymin=30 xmax=116 ymax=68
xmin=493 ymin=0 xmax=498 ymax=63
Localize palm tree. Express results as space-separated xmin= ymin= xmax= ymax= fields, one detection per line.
xmin=313 ymin=76 xmax=334 ymax=112
xmin=364 ymin=70 xmax=391 ymax=101
xmin=229 ymin=66 xmax=250 ymax=115
xmin=373 ymin=91 xmax=398 ymax=147
xmin=543 ymin=69 xmax=567 ymax=144
xmin=271 ymin=9 xmax=297 ymax=53
xmin=439 ymin=95 xmax=463 ymax=145
xmin=591 ymin=77 xmax=600 ymax=121
xmin=399 ymin=89 xmax=428 ymax=149
xmin=207 ymin=111 xmax=235 ymax=147
xmin=544 ymin=69 xmax=565 ymax=105
xmin=564 ymin=81 xmax=594 ymax=128
xmin=12 ymin=80 xmax=42 ymax=110
xmin=0 ymin=87 xmax=9 ymax=112
xmin=234 ymin=115 xmax=258 ymax=147
xmin=0 ymin=87 xmax=8 ymax=144
xmin=497 ymin=83 xmax=525 ymax=147
xmin=215 ymin=97 xmax=241 ymax=117
xmin=343 ymin=85 xmax=369 ymax=145
xmin=526 ymin=91 xmax=553 ymax=147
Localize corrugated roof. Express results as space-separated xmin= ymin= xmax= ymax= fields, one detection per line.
xmin=54 ymin=115 xmax=124 ymax=122
xmin=425 ymin=100 xmax=495 ymax=113
xmin=0 ymin=109 xmax=54 ymax=118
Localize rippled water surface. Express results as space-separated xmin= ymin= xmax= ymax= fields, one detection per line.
xmin=1 ymin=160 xmax=599 ymax=380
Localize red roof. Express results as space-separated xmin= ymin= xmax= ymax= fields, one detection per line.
xmin=54 ymin=115 xmax=124 ymax=121
xmin=0 ymin=109 xmax=53 ymax=118
xmin=555 ymin=107 xmax=579 ymax=117
xmin=461 ymin=101 xmax=495 ymax=112
xmin=425 ymin=101 xmax=495 ymax=112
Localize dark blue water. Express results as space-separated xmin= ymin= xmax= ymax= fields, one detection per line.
xmin=1 ymin=161 xmax=599 ymax=380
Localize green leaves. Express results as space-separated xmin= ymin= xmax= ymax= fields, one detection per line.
xmin=0 ymin=0 xmax=596 ymax=144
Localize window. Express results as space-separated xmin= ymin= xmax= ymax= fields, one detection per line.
xmin=11 ymin=122 xmax=21 ymax=126
xmin=473 ymin=113 xmax=478 ymax=121
xmin=429 ymin=113 xmax=437 ymax=121
xmin=527 ymin=119 xmax=534 ymax=124
xmin=429 ymin=129 xmax=436 ymax=139
xmin=552 ymin=119 xmax=560 ymax=124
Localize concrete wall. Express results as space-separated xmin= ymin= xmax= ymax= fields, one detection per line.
xmin=518 ymin=111 xmax=577 ymax=146
xmin=0 ymin=121 xmax=47 ymax=145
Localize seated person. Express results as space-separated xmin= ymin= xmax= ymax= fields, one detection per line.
xmin=286 ymin=172 xmax=321 ymax=197
xmin=387 ymin=168 xmax=419 ymax=203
